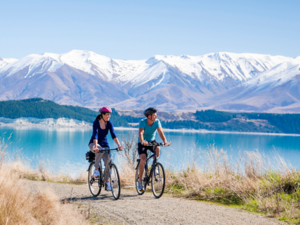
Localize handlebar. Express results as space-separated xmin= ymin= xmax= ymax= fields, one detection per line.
xmin=95 ymin=141 xmax=124 ymax=153
xmin=146 ymin=141 xmax=171 ymax=147
xmin=99 ymin=147 xmax=120 ymax=153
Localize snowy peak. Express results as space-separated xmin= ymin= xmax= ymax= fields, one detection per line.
xmin=142 ymin=52 xmax=292 ymax=86
xmin=197 ymin=52 xmax=291 ymax=82
xmin=0 ymin=57 xmax=18 ymax=69
xmin=0 ymin=54 xmax=62 ymax=78
xmin=247 ymin=56 xmax=300 ymax=88
xmin=60 ymin=50 xmax=113 ymax=78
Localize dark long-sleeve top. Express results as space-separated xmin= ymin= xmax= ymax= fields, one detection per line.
xmin=88 ymin=120 xmax=117 ymax=148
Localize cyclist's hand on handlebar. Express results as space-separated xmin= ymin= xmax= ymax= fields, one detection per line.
xmin=143 ymin=141 xmax=148 ymax=146
xmin=164 ymin=142 xmax=170 ymax=147
xmin=118 ymin=145 xmax=124 ymax=151
xmin=94 ymin=144 xmax=103 ymax=153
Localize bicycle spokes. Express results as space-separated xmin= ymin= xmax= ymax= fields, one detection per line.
xmin=110 ymin=163 xmax=121 ymax=200
xmin=154 ymin=168 xmax=161 ymax=181
xmin=88 ymin=162 xmax=102 ymax=197
xmin=151 ymin=162 xmax=165 ymax=198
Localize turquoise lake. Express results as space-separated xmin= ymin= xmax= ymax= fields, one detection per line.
xmin=1 ymin=126 xmax=300 ymax=176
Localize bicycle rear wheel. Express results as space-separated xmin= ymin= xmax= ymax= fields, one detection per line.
xmin=110 ymin=163 xmax=121 ymax=200
xmin=88 ymin=162 xmax=102 ymax=197
xmin=135 ymin=165 xmax=146 ymax=195
xmin=151 ymin=162 xmax=165 ymax=198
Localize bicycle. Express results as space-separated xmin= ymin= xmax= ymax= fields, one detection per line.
xmin=86 ymin=147 xmax=121 ymax=200
xmin=135 ymin=142 xmax=170 ymax=198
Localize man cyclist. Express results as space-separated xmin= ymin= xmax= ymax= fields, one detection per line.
xmin=137 ymin=107 xmax=170 ymax=192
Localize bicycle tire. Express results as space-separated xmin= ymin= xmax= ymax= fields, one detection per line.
xmin=151 ymin=162 xmax=165 ymax=198
xmin=88 ymin=162 xmax=102 ymax=197
xmin=109 ymin=163 xmax=121 ymax=200
xmin=135 ymin=164 xmax=146 ymax=195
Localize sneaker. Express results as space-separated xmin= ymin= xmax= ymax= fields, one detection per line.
xmin=105 ymin=181 xmax=111 ymax=191
xmin=155 ymin=168 xmax=161 ymax=181
xmin=138 ymin=181 xmax=144 ymax=192
xmin=94 ymin=169 xmax=100 ymax=178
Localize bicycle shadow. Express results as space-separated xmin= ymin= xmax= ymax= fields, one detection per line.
xmin=62 ymin=195 xmax=113 ymax=202
xmin=62 ymin=191 xmax=156 ymax=202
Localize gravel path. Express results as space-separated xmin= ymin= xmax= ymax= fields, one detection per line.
xmin=27 ymin=180 xmax=285 ymax=225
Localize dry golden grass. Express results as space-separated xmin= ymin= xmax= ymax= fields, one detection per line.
xmin=8 ymin=160 xmax=87 ymax=185
xmin=0 ymin=140 xmax=89 ymax=225
xmin=164 ymin=146 xmax=294 ymax=200
xmin=161 ymin=146 xmax=300 ymax=224
xmin=0 ymin=175 xmax=89 ymax=225
xmin=119 ymin=162 xmax=136 ymax=187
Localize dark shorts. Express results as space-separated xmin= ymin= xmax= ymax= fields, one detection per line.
xmin=138 ymin=140 xmax=158 ymax=157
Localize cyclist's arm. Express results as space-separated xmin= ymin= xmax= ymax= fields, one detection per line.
xmin=113 ymin=137 xmax=123 ymax=150
xmin=93 ymin=139 xmax=100 ymax=152
xmin=107 ymin=121 xmax=123 ymax=150
xmin=139 ymin=128 xmax=148 ymax=145
xmin=91 ymin=120 xmax=98 ymax=140
xmin=92 ymin=121 xmax=100 ymax=152
xmin=108 ymin=121 xmax=117 ymax=139
xmin=93 ymin=139 xmax=98 ymax=146
xmin=157 ymin=127 xmax=168 ymax=145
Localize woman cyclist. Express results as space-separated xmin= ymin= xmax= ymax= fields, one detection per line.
xmin=88 ymin=106 xmax=123 ymax=191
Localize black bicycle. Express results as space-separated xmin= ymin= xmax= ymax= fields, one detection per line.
xmin=135 ymin=142 xmax=170 ymax=198
xmin=86 ymin=148 xmax=121 ymax=200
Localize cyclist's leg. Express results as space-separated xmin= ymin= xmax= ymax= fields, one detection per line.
xmin=138 ymin=153 xmax=147 ymax=181
xmin=94 ymin=153 xmax=102 ymax=169
xmin=156 ymin=146 xmax=160 ymax=158
xmin=102 ymin=152 xmax=110 ymax=180
xmin=89 ymin=143 xmax=101 ymax=169
xmin=138 ymin=142 xmax=148 ymax=182
xmin=149 ymin=140 xmax=160 ymax=158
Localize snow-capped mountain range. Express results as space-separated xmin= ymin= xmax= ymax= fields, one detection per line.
xmin=0 ymin=50 xmax=299 ymax=113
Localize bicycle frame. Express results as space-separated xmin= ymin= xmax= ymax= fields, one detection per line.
xmin=88 ymin=147 xmax=122 ymax=199
xmin=135 ymin=141 xmax=170 ymax=198
xmin=87 ymin=148 xmax=119 ymax=185
xmin=137 ymin=145 xmax=159 ymax=186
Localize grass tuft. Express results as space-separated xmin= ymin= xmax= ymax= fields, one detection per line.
xmin=0 ymin=138 xmax=89 ymax=225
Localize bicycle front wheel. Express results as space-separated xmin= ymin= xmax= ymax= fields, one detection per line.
xmin=151 ymin=162 xmax=165 ymax=198
xmin=110 ymin=163 xmax=121 ymax=200
xmin=135 ymin=165 xmax=146 ymax=195
xmin=88 ymin=162 xmax=102 ymax=197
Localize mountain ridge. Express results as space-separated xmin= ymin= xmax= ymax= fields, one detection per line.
xmin=0 ymin=50 xmax=298 ymax=112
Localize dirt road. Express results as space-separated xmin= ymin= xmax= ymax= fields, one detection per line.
xmin=27 ymin=181 xmax=284 ymax=225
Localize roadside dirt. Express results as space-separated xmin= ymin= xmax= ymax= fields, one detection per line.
xmin=26 ymin=180 xmax=284 ymax=225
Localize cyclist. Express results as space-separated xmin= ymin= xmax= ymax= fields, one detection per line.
xmin=137 ymin=107 xmax=170 ymax=192
xmin=88 ymin=106 xmax=123 ymax=191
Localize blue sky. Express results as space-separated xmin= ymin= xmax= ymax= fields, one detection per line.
xmin=0 ymin=0 xmax=299 ymax=59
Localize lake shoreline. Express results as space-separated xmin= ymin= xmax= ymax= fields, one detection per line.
xmin=1 ymin=118 xmax=300 ymax=137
